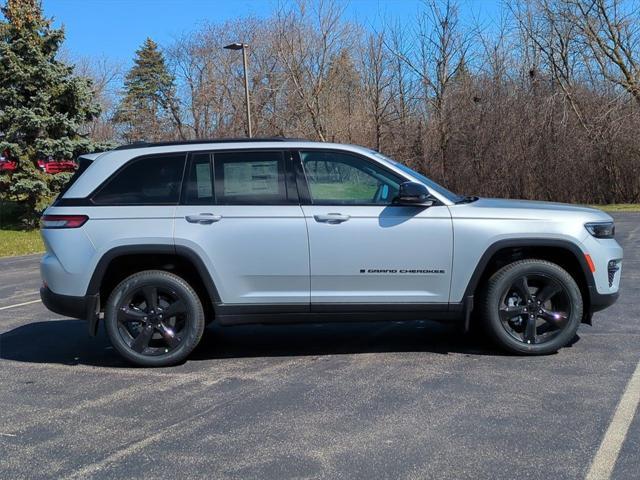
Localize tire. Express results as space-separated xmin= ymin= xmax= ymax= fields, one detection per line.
xmin=481 ymin=259 xmax=583 ymax=355
xmin=104 ymin=270 xmax=205 ymax=367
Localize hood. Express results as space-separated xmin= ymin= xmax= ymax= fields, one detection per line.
xmin=471 ymin=198 xmax=605 ymax=214
xmin=450 ymin=197 xmax=613 ymax=223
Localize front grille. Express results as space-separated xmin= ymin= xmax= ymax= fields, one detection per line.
xmin=607 ymin=260 xmax=620 ymax=287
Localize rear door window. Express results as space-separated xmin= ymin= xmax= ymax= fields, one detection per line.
xmin=92 ymin=154 xmax=186 ymax=205
xmin=213 ymin=151 xmax=288 ymax=205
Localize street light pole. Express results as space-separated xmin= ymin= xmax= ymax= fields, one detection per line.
xmin=241 ymin=45 xmax=252 ymax=138
xmin=224 ymin=42 xmax=252 ymax=138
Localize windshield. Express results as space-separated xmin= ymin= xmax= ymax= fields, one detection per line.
xmin=368 ymin=150 xmax=462 ymax=203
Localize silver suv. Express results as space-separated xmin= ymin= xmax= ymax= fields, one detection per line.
xmin=40 ymin=139 xmax=622 ymax=366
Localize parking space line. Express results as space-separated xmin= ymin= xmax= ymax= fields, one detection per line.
xmin=0 ymin=299 xmax=41 ymax=311
xmin=0 ymin=290 xmax=40 ymax=301
xmin=585 ymin=359 xmax=640 ymax=480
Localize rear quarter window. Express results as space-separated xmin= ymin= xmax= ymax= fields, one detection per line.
xmin=92 ymin=154 xmax=187 ymax=205
xmin=55 ymin=157 xmax=93 ymax=199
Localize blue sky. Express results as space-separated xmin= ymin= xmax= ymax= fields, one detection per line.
xmin=42 ymin=0 xmax=503 ymax=65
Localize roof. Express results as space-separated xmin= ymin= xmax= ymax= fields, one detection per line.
xmin=113 ymin=137 xmax=310 ymax=151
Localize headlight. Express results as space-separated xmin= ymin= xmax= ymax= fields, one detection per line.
xmin=585 ymin=221 xmax=615 ymax=238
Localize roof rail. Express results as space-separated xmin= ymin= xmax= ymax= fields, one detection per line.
xmin=113 ymin=137 xmax=310 ymax=150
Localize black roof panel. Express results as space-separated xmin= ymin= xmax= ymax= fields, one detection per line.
xmin=113 ymin=137 xmax=309 ymax=151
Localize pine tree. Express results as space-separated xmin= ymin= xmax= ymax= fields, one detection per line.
xmin=0 ymin=0 xmax=102 ymax=224
xmin=116 ymin=37 xmax=183 ymax=142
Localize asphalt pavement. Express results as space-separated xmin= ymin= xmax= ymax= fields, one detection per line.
xmin=1 ymin=213 xmax=638 ymax=479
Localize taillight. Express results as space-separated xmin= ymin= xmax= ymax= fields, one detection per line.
xmin=41 ymin=215 xmax=88 ymax=229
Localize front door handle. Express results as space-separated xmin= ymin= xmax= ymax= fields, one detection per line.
xmin=185 ymin=213 xmax=222 ymax=224
xmin=314 ymin=213 xmax=351 ymax=224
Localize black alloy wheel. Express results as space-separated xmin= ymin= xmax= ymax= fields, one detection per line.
xmin=116 ymin=285 xmax=188 ymax=355
xmin=483 ymin=259 xmax=583 ymax=355
xmin=499 ymin=273 xmax=571 ymax=345
xmin=105 ymin=270 xmax=205 ymax=367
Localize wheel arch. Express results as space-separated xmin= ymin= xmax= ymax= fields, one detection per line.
xmin=463 ymin=239 xmax=595 ymax=323
xmin=87 ymin=245 xmax=221 ymax=318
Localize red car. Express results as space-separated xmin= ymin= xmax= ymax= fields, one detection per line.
xmin=0 ymin=149 xmax=17 ymax=172
xmin=0 ymin=159 xmax=17 ymax=172
xmin=37 ymin=157 xmax=77 ymax=174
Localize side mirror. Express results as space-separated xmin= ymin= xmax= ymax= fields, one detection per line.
xmin=394 ymin=182 xmax=435 ymax=206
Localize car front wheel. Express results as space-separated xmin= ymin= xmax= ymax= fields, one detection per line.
xmin=104 ymin=270 xmax=205 ymax=367
xmin=482 ymin=259 xmax=583 ymax=355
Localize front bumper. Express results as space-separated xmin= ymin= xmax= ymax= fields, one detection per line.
xmin=589 ymin=287 xmax=620 ymax=313
xmin=40 ymin=286 xmax=100 ymax=335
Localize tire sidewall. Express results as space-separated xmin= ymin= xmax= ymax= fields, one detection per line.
xmin=105 ymin=271 xmax=205 ymax=367
xmin=484 ymin=261 xmax=583 ymax=355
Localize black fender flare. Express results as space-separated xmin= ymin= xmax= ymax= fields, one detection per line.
xmin=461 ymin=238 xmax=595 ymax=319
xmin=86 ymin=243 xmax=222 ymax=306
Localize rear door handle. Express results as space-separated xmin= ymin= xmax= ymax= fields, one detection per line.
xmin=185 ymin=213 xmax=222 ymax=224
xmin=313 ymin=213 xmax=351 ymax=224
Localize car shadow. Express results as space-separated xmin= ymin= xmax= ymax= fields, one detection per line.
xmin=377 ymin=205 xmax=427 ymax=228
xmin=0 ymin=319 xmax=127 ymax=368
xmin=192 ymin=320 xmax=504 ymax=360
xmin=0 ymin=318 xmax=575 ymax=368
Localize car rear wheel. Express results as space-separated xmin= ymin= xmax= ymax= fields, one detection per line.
xmin=482 ymin=259 xmax=583 ymax=355
xmin=104 ymin=270 xmax=205 ymax=367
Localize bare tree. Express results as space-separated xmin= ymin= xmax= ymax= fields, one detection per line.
xmin=571 ymin=0 xmax=640 ymax=103
xmin=273 ymin=0 xmax=353 ymax=141
xmin=359 ymin=30 xmax=394 ymax=150
xmin=74 ymin=55 xmax=122 ymax=142
xmin=386 ymin=0 xmax=472 ymax=184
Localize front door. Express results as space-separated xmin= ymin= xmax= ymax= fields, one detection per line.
xmin=174 ymin=150 xmax=309 ymax=307
xmin=297 ymin=150 xmax=453 ymax=306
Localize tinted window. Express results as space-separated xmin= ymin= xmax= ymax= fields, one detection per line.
xmin=213 ymin=151 xmax=287 ymax=205
xmin=93 ymin=154 xmax=186 ymax=205
xmin=182 ymin=153 xmax=213 ymax=205
xmin=56 ymin=157 xmax=92 ymax=200
xmin=301 ymin=151 xmax=401 ymax=205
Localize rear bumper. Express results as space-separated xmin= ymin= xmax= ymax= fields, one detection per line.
xmin=40 ymin=286 xmax=100 ymax=335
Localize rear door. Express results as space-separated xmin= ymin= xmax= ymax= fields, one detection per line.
xmin=174 ymin=150 xmax=310 ymax=308
xmin=296 ymin=149 xmax=453 ymax=306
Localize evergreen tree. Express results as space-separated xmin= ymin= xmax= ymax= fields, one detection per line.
xmin=115 ymin=37 xmax=183 ymax=142
xmin=0 ymin=0 xmax=102 ymax=224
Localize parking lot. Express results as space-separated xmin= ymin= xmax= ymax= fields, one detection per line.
xmin=0 ymin=213 xmax=638 ymax=479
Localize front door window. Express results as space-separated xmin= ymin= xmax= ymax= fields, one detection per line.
xmin=301 ymin=151 xmax=401 ymax=205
